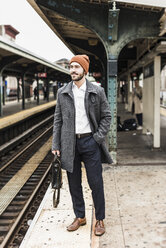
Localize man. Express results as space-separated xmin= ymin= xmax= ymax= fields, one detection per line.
xmin=133 ymin=79 xmax=143 ymax=130
xmin=52 ymin=54 xmax=112 ymax=236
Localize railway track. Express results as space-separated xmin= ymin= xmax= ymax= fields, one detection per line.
xmin=0 ymin=118 xmax=55 ymax=247
xmin=0 ymin=114 xmax=54 ymax=167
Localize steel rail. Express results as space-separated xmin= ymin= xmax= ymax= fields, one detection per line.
xmin=0 ymin=115 xmax=53 ymax=155
xmin=0 ymin=163 xmax=52 ymax=248
xmin=0 ymin=124 xmax=53 ymax=173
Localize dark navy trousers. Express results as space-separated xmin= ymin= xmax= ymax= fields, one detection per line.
xmin=67 ymin=135 xmax=105 ymax=220
xmin=136 ymin=113 xmax=143 ymax=126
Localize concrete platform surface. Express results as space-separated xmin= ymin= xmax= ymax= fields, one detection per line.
xmin=20 ymin=163 xmax=166 ymax=248
xmin=1 ymin=95 xmax=55 ymax=118
xmin=101 ymin=164 xmax=166 ymax=248
xmin=0 ymin=101 xmax=56 ymax=129
xmin=117 ymin=103 xmax=166 ymax=165
xmin=20 ymin=168 xmax=94 ymax=248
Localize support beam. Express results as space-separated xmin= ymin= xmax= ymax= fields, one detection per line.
xmin=153 ymin=56 xmax=161 ymax=148
xmin=127 ymin=73 xmax=132 ymax=112
xmin=2 ymin=79 xmax=5 ymax=106
xmin=36 ymin=77 xmax=39 ymax=105
xmin=107 ymin=59 xmax=117 ymax=163
xmin=108 ymin=2 xmax=120 ymax=42
xmin=21 ymin=76 xmax=25 ymax=110
xmin=0 ymin=73 xmax=3 ymax=116
xmin=115 ymin=0 xmax=166 ymax=8
xmin=46 ymin=79 xmax=49 ymax=102
xmin=17 ymin=78 xmax=20 ymax=102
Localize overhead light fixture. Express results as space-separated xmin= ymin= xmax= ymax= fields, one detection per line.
xmin=112 ymin=1 xmax=116 ymax=10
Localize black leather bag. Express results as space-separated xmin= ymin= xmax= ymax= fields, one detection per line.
xmin=122 ymin=118 xmax=137 ymax=131
xmin=51 ymin=154 xmax=62 ymax=207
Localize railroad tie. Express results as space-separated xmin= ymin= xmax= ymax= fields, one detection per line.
xmin=0 ymin=137 xmax=52 ymax=216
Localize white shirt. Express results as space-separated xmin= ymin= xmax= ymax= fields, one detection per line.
xmin=72 ymin=81 xmax=91 ymax=134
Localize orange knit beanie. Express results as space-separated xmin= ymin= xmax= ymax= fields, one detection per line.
xmin=70 ymin=54 xmax=90 ymax=74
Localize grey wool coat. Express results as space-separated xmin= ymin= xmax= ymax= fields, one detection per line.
xmin=52 ymin=79 xmax=113 ymax=173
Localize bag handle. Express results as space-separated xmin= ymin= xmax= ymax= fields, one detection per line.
xmin=53 ymin=153 xmax=61 ymax=165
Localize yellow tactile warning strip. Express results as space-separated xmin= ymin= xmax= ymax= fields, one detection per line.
xmin=0 ymin=101 xmax=56 ymax=130
xmin=20 ymin=168 xmax=93 ymax=248
xmin=0 ymin=137 xmax=52 ymax=215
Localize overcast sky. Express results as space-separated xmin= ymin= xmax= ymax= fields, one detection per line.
xmin=0 ymin=0 xmax=74 ymax=62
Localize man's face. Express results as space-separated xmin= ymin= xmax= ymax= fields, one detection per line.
xmin=70 ymin=62 xmax=85 ymax=81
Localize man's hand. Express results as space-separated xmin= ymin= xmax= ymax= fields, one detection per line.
xmin=52 ymin=150 xmax=60 ymax=156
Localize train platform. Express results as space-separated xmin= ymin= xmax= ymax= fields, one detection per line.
xmin=19 ymin=103 xmax=166 ymax=248
xmin=0 ymin=97 xmax=56 ymax=130
xmin=1 ymin=95 xmax=56 ymax=118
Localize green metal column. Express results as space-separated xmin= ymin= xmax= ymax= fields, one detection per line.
xmin=107 ymin=2 xmax=119 ymax=163
xmin=107 ymin=59 xmax=117 ymax=163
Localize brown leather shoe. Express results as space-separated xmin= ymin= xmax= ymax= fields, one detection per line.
xmin=67 ymin=217 xmax=86 ymax=231
xmin=94 ymin=220 xmax=105 ymax=236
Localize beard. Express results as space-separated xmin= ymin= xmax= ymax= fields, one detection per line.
xmin=71 ymin=71 xmax=84 ymax=81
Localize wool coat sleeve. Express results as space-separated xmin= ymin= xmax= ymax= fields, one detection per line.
xmin=93 ymin=88 xmax=111 ymax=144
xmin=52 ymin=91 xmax=62 ymax=151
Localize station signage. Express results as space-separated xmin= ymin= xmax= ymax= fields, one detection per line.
xmin=38 ymin=73 xmax=47 ymax=78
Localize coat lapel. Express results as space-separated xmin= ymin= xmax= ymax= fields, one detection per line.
xmin=85 ymin=79 xmax=97 ymax=126
xmin=85 ymin=79 xmax=97 ymax=106
xmin=61 ymin=79 xmax=97 ymax=118
xmin=61 ymin=81 xmax=74 ymax=100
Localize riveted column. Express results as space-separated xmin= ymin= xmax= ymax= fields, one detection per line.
xmin=108 ymin=1 xmax=120 ymax=42
xmin=107 ymin=1 xmax=119 ymax=163
xmin=107 ymin=58 xmax=117 ymax=163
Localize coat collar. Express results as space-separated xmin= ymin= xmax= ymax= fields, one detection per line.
xmin=61 ymin=79 xmax=97 ymax=95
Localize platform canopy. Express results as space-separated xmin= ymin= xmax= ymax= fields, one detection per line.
xmin=116 ymin=0 xmax=166 ymax=8
xmin=0 ymin=36 xmax=70 ymax=82
xmin=27 ymin=0 xmax=166 ymax=153
xmin=27 ymin=0 xmax=166 ymax=82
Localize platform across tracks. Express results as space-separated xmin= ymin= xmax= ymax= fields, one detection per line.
xmin=0 ymin=99 xmax=56 ymax=155
xmin=0 ymin=99 xmax=56 ymax=130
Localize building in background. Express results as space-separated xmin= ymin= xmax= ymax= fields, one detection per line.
xmin=55 ymin=58 xmax=70 ymax=69
xmin=0 ymin=25 xmax=20 ymax=100
xmin=0 ymin=25 xmax=19 ymax=42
